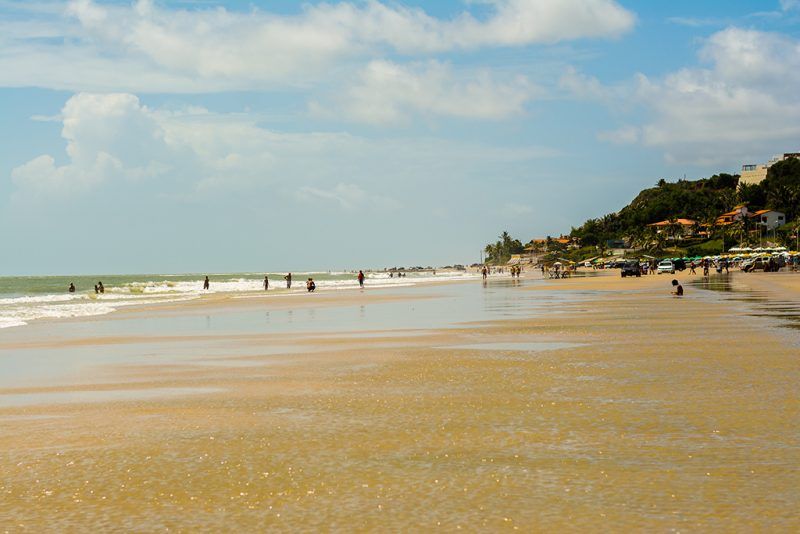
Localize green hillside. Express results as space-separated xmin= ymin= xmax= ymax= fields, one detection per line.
xmin=484 ymin=158 xmax=800 ymax=264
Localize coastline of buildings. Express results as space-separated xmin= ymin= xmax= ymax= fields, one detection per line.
xmin=510 ymin=205 xmax=788 ymax=266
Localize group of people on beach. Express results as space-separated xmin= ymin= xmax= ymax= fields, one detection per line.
xmin=200 ymin=270 xmax=367 ymax=294
xmin=688 ymin=259 xmax=729 ymax=277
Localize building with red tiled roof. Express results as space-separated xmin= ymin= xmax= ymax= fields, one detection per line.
xmin=646 ymin=218 xmax=697 ymax=239
xmin=748 ymin=209 xmax=785 ymax=230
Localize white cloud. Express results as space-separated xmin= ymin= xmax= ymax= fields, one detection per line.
xmin=585 ymin=27 xmax=800 ymax=166
xmin=0 ymin=0 xmax=635 ymax=92
xmin=558 ymin=66 xmax=614 ymax=100
xmin=11 ymin=92 xmax=557 ymax=207
xmin=321 ymin=60 xmax=538 ymax=123
xmin=12 ymin=93 xmax=170 ymax=194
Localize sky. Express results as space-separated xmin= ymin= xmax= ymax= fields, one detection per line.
xmin=2 ymin=0 xmax=800 ymax=275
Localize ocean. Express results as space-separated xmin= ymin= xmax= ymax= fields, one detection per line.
xmin=0 ymin=270 xmax=475 ymax=329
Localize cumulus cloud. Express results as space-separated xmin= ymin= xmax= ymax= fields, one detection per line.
xmin=11 ymin=93 xmax=170 ymax=194
xmin=318 ymin=60 xmax=538 ymax=123
xmin=0 ymin=0 xmax=635 ymax=92
xmin=11 ymin=92 xmax=556 ymax=207
xmin=583 ymin=27 xmax=800 ymax=166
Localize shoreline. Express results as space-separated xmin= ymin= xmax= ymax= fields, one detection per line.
xmin=0 ymin=269 xmax=483 ymax=332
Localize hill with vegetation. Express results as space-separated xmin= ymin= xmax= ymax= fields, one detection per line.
xmin=570 ymin=173 xmax=739 ymax=248
xmin=484 ymin=158 xmax=800 ymax=264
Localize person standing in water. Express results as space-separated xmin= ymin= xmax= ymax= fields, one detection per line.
xmin=203 ymin=276 xmax=210 ymax=290
xmin=264 ymin=275 xmax=269 ymax=290
xmin=358 ymin=270 xmax=365 ymax=288
xmin=94 ymin=284 xmax=99 ymax=294
xmin=98 ymin=281 xmax=104 ymax=294
xmin=68 ymin=282 xmax=76 ymax=293
xmin=482 ymin=266 xmax=488 ymax=280
xmin=285 ymin=273 xmax=292 ymax=289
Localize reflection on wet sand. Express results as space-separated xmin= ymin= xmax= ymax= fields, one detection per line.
xmin=0 ymin=274 xmax=799 ymax=530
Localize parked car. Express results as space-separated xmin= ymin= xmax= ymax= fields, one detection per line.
xmin=742 ymin=257 xmax=766 ymax=272
xmin=621 ymin=261 xmax=641 ymax=277
xmin=657 ymin=260 xmax=675 ymax=274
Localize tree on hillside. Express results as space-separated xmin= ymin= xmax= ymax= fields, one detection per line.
xmin=666 ymin=217 xmax=681 ymax=241
xmin=738 ymin=182 xmax=766 ymax=209
xmin=699 ymin=212 xmax=718 ymax=240
xmin=483 ymin=231 xmax=524 ymax=264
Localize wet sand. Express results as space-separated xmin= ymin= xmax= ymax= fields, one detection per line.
xmin=1 ymin=272 xmax=799 ymax=530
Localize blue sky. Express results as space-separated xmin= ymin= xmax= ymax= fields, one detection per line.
xmin=2 ymin=0 xmax=800 ymax=275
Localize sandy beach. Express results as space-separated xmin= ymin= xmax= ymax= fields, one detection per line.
xmin=1 ymin=272 xmax=799 ymax=531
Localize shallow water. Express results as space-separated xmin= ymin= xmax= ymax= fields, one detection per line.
xmin=0 ymin=278 xmax=581 ymax=388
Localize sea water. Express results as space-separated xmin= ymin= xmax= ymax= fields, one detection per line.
xmin=0 ymin=270 xmax=477 ymax=329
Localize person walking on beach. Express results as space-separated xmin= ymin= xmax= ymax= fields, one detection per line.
xmin=264 ymin=275 xmax=269 ymax=291
xmin=702 ymin=260 xmax=709 ymax=277
xmin=482 ymin=266 xmax=488 ymax=280
xmin=203 ymin=276 xmax=210 ymax=290
xmin=358 ymin=270 xmax=365 ymax=288
xmin=285 ymin=273 xmax=292 ymax=289
xmin=671 ymin=279 xmax=684 ymax=296
xmin=98 ymin=281 xmax=104 ymax=294
xmin=306 ymin=278 xmax=316 ymax=292
xmin=68 ymin=282 xmax=76 ymax=293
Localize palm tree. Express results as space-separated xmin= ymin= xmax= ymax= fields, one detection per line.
xmin=666 ymin=217 xmax=681 ymax=242
xmin=643 ymin=226 xmax=659 ymax=251
xmin=731 ymin=218 xmax=748 ymax=247
xmin=654 ymin=231 xmax=668 ymax=252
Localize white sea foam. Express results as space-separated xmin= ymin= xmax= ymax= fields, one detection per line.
xmin=0 ymin=271 xmax=480 ymax=329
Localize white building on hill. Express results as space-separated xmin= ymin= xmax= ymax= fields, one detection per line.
xmin=740 ymin=152 xmax=800 ymax=185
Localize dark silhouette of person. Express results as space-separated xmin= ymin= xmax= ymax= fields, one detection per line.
xmin=285 ymin=273 xmax=292 ymax=289
xmin=98 ymin=281 xmax=104 ymax=294
xmin=94 ymin=284 xmax=99 ymax=294
xmin=68 ymin=283 xmax=76 ymax=293
xmin=671 ymin=279 xmax=683 ymax=296
xmin=203 ymin=276 xmax=210 ymax=290
xmin=358 ymin=270 xmax=365 ymax=288
xmin=264 ymin=275 xmax=269 ymax=291
xmin=307 ymin=278 xmax=316 ymax=292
